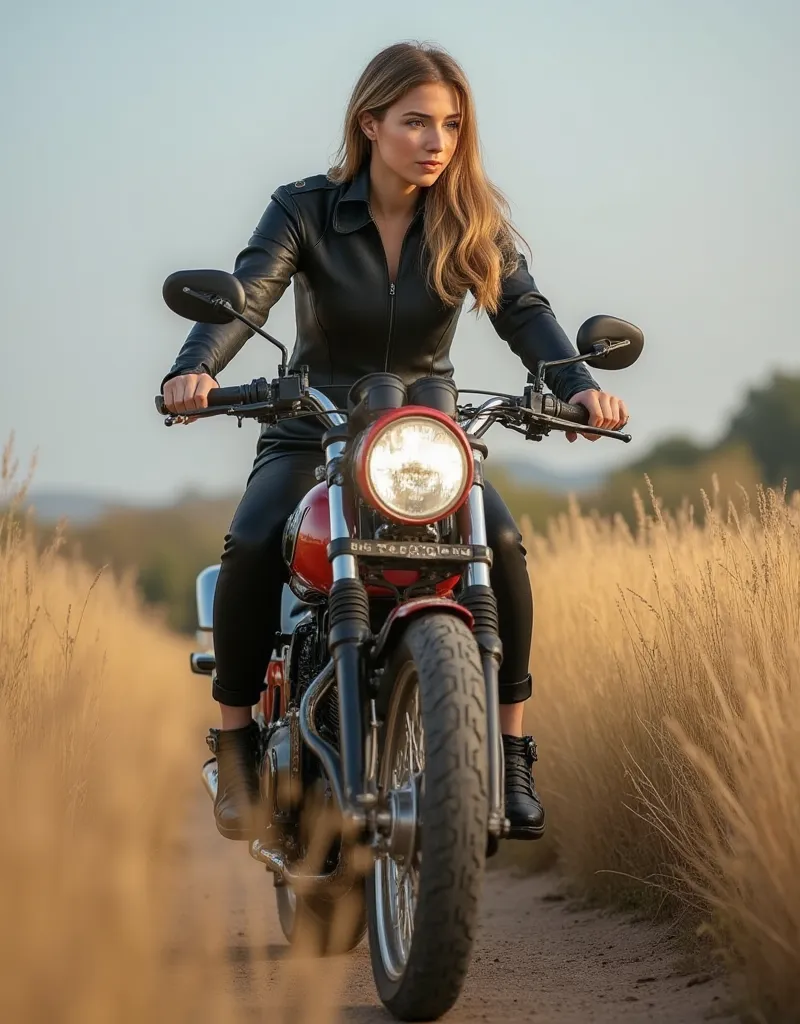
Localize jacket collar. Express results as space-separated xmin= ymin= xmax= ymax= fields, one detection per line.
xmin=333 ymin=162 xmax=427 ymax=234
xmin=333 ymin=162 xmax=373 ymax=233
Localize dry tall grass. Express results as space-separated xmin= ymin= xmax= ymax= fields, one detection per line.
xmin=524 ymin=479 xmax=800 ymax=1022
xmin=0 ymin=451 xmax=237 ymax=1023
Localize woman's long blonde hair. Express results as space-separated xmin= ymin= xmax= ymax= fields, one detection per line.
xmin=328 ymin=42 xmax=524 ymax=315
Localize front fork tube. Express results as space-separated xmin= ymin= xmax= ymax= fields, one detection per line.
xmin=326 ymin=438 xmax=369 ymax=829
xmin=458 ymin=464 xmax=508 ymax=839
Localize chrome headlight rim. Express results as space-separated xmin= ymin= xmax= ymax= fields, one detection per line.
xmin=354 ymin=406 xmax=474 ymax=525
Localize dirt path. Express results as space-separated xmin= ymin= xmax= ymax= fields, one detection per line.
xmin=171 ymin=798 xmax=734 ymax=1023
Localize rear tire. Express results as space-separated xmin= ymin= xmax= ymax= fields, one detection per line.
xmin=367 ymin=613 xmax=488 ymax=1021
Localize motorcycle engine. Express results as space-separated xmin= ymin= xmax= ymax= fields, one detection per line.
xmin=292 ymin=620 xmax=340 ymax=744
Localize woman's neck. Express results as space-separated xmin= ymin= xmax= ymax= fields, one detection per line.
xmin=368 ymin=154 xmax=419 ymax=220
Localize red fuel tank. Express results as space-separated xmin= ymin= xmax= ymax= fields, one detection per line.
xmin=283 ymin=482 xmax=334 ymax=595
xmin=282 ymin=483 xmax=461 ymax=598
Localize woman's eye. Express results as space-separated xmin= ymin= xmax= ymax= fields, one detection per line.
xmin=406 ymin=118 xmax=460 ymax=130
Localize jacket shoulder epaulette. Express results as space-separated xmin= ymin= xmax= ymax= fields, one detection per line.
xmin=280 ymin=173 xmax=338 ymax=196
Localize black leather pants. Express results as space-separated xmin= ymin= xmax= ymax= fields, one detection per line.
xmin=211 ymin=451 xmax=534 ymax=707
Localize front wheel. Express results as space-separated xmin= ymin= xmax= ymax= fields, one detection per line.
xmin=367 ymin=613 xmax=488 ymax=1021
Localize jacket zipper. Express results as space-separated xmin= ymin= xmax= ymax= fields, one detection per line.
xmin=384 ymin=225 xmax=413 ymax=372
xmin=385 ymin=281 xmax=396 ymax=372
xmin=371 ymin=203 xmax=420 ymax=372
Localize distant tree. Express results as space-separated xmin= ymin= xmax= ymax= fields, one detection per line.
xmin=64 ymin=494 xmax=236 ymax=634
xmin=724 ymin=372 xmax=800 ymax=491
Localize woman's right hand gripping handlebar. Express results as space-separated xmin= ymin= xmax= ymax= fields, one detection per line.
xmin=162 ymin=372 xmax=219 ymax=423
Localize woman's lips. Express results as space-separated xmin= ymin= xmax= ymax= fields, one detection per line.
xmin=418 ymin=161 xmax=442 ymax=170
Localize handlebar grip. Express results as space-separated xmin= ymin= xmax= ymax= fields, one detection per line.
xmin=155 ymin=380 xmax=269 ymax=415
xmin=542 ymin=395 xmax=590 ymax=426
xmin=206 ymin=385 xmax=248 ymax=406
xmin=154 ymin=386 xmax=243 ymax=415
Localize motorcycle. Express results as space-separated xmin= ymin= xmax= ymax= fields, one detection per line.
xmin=156 ymin=268 xmax=643 ymax=1021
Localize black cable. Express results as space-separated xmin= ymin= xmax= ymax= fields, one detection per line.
xmin=457 ymin=389 xmax=519 ymax=400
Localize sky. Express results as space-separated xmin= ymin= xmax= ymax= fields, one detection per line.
xmin=1 ymin=0 xmax=798 ymax=503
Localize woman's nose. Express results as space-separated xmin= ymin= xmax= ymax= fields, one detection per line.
xmin=423 ymin=129 xmax=445 ymax=154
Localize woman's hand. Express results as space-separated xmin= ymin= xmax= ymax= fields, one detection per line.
xmin=565 ymin=388 xmax=629 ymax=443
xmin=162 ymin=372 xmax=219 ymax=423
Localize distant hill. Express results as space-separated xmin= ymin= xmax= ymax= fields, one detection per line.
xmin=489 ymin=458 xmax=606 ymax=494
xmin=24 ymin=488 xmax=232 ymax=525
xmin=24 ymin=490 xmax=115 ymax=524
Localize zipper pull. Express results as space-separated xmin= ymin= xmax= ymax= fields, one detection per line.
xmin=389 ymin=282 xmax=395 ymax=296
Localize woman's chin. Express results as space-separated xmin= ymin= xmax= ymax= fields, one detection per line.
xmin=406 ymin=167 xmax=443 ymax=187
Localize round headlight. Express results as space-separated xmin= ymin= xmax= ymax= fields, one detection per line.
xmin=358 ymin=412 xmax=473 ymax=523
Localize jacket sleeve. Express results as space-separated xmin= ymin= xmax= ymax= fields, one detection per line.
xmin=161 ymin=188 xmax=302 ymax=389
xmin=488 ymin=251 xmax=600 ymax=402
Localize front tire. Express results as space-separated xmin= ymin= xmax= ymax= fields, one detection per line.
xmin=367 ymin=613 xmax=488 ymax=1021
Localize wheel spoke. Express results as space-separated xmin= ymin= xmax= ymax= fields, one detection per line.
xmin=374 ymin=663 xmax=425 ymax=981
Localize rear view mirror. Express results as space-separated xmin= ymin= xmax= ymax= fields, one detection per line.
xmin=577 ymin=315 xmax=644 ymax=370
xmin=162 ymin=269 xmax=247 ymax=324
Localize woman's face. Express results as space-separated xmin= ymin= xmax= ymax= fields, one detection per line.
xmin=360 ymin=82 xmax=462 ymax=188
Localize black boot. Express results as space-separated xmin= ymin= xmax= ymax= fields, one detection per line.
xmin=207 ymin=721 xmax=262 ymax=841
xmin=503 ymin=734 xmax=545 ymax=840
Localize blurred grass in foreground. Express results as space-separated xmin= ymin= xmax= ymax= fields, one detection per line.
xmin=522 ymin=477 xmax=800 ymax=1022
xmin=0 ymin=444 xmax=236 ymax=1022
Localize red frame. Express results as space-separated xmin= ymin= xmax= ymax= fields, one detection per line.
xmin=352 ymin=405 xmax=475 ymax=526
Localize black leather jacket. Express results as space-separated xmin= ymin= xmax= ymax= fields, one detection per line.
xmin=163 ymin=163 xmax=599 ymax=407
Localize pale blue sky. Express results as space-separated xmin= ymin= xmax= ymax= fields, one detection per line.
xmin=1 ymin=0 xmax=797 ymax=502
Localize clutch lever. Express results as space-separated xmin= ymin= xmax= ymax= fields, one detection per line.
xmin=161 ymin=401 xmax=278 ymax=427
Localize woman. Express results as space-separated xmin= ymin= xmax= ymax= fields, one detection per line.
xmin=162 ymin=41 xmax=628 ymax=842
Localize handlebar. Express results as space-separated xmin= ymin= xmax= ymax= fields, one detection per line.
xmin=155 ymin=376 xmax=628 ymax=442
xmin=155 ymin=381 xmax=347 ymax=430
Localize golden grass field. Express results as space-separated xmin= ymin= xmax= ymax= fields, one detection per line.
xmin=523 ymin=478 xmax=800 ymax=1021
xmin=2 ymin=439 xmax=799 ymax=1021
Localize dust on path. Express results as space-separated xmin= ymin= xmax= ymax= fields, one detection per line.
xmin=172 ymin=797 xmax=734 ymax=1023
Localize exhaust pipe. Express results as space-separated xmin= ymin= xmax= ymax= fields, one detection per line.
xmin=250 ymin=839 xmax=353 ymax=896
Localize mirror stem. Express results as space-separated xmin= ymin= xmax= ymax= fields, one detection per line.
xmin=222 ymin=305 xmax=289 ymax=372
xmin=529 ymin=351 xmax=595 ymax=393
xmin=527 ymin=339 xmax=631 ymax=391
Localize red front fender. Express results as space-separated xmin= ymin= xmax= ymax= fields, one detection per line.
xmin=371 ymin=597 xmax=474 ymax=665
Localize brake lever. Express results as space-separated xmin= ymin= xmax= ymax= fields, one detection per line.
xmin=527 ymin=411 xmax=631 ymax=442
